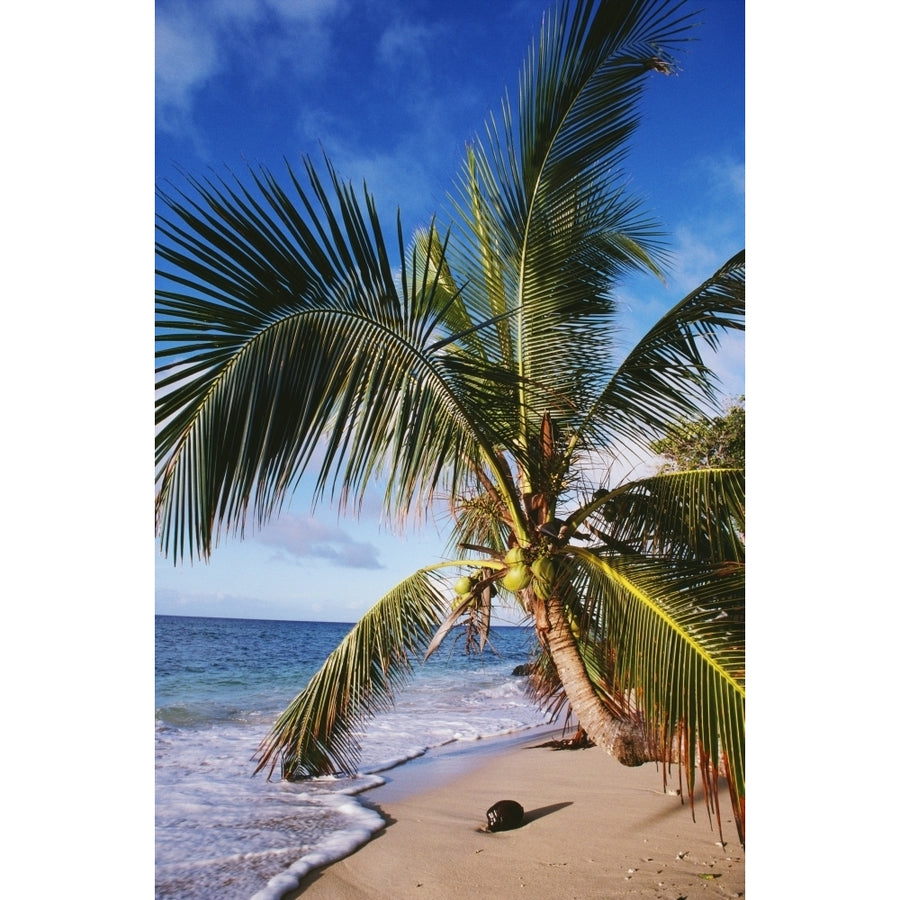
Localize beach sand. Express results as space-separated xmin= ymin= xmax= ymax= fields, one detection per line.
xmin=288 ymin=728 xmax=744 ymax=898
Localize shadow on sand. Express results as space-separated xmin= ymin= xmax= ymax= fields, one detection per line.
xmin=523 ymin=801 xmax=573 ymax=824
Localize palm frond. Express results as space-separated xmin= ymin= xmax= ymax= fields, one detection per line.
xmin=424 ymin=568 xmax=499 ymax=661
xmin=156 ymin=158 xmax=528 ymax=560
xmin=572 ymin=548 xmax=745 ymax=839
xmin=444 ymin=0 xmax=696 ymax=450
xmin=254 ymin=569 xmax=448 ymax=779
xmin=575 ymin=248 xmax=745 ymax=456
xmin=574 ymin=467 xmax=745 ymax=563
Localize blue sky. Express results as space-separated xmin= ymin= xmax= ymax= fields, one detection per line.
xmin=155 ymin=0 xmax=745 ymax=623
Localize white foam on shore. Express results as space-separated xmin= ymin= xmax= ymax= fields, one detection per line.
xmin=249 ymin=799 xmax=386 ymax=900
xmin=252 ymin=723 xmax=566 ymax=900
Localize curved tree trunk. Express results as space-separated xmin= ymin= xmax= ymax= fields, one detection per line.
xmin=532 ymin=590 xmax=658 ymax=767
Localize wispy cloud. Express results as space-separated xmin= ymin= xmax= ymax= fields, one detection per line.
xmin=257 ymin=514 xmax=384 ymax=569
xmin=155 ymin=585 xmax=326 ymax=620
xmin=707 ymin=155 xmax=745 ymax=200
xmin=642 ymin=151 xmax=745 ymax=302
xmin=376 ymin=20 xmax=443 ymax=69
xmin=156 ymin=4 xmax=223 ymax=114
xmin=703 ymin=331 xmax=745 ymax=404
xmin=667 ymin=225 xmax=734 ymax=295
xmin=156 ymin=0 xmax=346 ymax=134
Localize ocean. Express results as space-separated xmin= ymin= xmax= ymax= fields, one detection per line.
xmin=155 ymin=614 xmax=552 ymax=899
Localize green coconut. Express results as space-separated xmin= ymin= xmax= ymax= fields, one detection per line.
xmin=501 ymin=563 xmax=532 ymax=592
xmin=504 ymin=546 xmax=526 ymax=566
xmin=531 ymin=556 xmax=558 ymax=601
xmin=454 ymin=575 xmax=475 ymax=596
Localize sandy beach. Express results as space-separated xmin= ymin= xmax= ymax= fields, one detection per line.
xmin=286 ymin=728 xmax=744 ymax=898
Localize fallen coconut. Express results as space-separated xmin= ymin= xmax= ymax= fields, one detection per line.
xmin=485 ymin=800 xmax=525 ymax=832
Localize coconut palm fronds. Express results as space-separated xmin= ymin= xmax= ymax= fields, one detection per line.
xmin=254 ymin=569 xmax=447 ymax=779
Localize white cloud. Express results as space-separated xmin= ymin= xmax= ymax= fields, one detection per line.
xmin=377 ymin=21 xmax=439 ymax=68
xmin=667 ymin=225 xmax=732 ymax=295
xmin=155 ymin=9 xmax=221 ymax=111
xmin=155 ymin=585 xmax=329 ymax=620
xmin=156 ymin=0 xmax=347 ymax=127
xmin=710 ymin=156 xmax=745 ymax=200
xmin=704 ymin=330 xmax=745 ymax=404
xmin=257 ymin=514 xmax=385 ymax=569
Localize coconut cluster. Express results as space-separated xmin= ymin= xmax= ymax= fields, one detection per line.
xmin=453 ymin=546 xmax=561 ymax=609
xmin=498 ymin=547 xmax=559 ymax=600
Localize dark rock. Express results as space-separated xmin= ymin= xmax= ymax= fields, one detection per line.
xmin=511 ymin=664 xmax=534 ymax=676
xmin=485 ymin=799 xmax=525 ymax=832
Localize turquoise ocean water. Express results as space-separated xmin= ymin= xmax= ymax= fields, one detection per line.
xmin=155 ymin=615 xmax=551 ymax=898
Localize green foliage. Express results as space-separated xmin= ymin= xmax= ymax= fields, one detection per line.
xmin=575 ymin=550 xmax=744 ymax=812
xmin=255 ymin=570 xmax=448 ymax=779
xmin=651 ymin=397 xmax=745 ymax=472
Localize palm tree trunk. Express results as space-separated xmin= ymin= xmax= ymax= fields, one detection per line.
xmin=534 ymin=591 xmax=656 ymax=767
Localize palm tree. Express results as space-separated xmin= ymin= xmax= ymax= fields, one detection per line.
xmin=156 ymin=0 xmax=745 ymax=842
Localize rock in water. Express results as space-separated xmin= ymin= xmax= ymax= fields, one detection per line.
xmin=485 ymin=800 xmax=525 ymax=832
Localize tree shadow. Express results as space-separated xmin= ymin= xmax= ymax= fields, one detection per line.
xmin=524 ymin=801 xmax=573 ymax=824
